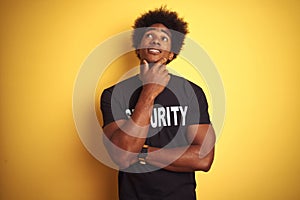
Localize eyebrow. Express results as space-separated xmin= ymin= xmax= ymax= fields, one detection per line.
xmin=145 ymin=27 xmax=171 ymax=37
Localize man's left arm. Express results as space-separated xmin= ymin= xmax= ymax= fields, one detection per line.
xmin=145 ymin=124 xmax=216 ymax=172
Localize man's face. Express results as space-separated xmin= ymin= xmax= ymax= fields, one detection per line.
xmin=137 ymin=23 xmax=174 ymax=64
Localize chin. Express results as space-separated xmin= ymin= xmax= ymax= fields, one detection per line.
xmin=145 ymin=58 xmax=161 ymax=63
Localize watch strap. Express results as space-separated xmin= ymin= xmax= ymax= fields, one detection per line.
xmin=138 ymin=144 xmax=149 ymax=165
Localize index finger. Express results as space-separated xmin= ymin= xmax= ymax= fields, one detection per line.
xmin=140 ymin=59 xmax=149 ymax=75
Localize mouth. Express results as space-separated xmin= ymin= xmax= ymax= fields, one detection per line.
xmin=147 ymin=48 xmax=161 ymax=55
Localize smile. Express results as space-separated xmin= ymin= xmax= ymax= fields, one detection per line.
xmin=147 ymin=48 xmax=161 ymax=54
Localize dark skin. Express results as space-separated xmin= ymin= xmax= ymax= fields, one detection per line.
xmin=103 ymin=23 xmax=215 ymax=171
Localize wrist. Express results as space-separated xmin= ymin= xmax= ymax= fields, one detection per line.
xmin=141 ymin=84 xmax=160 ymax=101
xmin=138 ymin=144 xmax=149 ymax=165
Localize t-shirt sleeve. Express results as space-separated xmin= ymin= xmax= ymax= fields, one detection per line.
xmin=187 ymin=84 xmax=211 ymax=125
xmin=100 ymin=87 xmax=127 ymax=127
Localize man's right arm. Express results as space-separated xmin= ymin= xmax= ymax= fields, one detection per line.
xmin=102 ymin=88 xmax=154 ymax=169
xmin=102 ymin=58 xmax=169 ymax=169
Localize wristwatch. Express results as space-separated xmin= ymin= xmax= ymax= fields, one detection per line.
xmin=138 ymin=144 xmax=149 ymax=165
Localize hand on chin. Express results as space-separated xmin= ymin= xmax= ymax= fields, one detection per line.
xmin=143 ymin=56 xmax=164 ymax=65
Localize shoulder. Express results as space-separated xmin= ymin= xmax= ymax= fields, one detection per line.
xmin=169 ymin=74 xmax=205 ymax=96
xmin=101 ymin=75 xmax=141 ymax=100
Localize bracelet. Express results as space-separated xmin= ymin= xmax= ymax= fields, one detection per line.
xmin=138 ymin=144 xmax=149 ymax=165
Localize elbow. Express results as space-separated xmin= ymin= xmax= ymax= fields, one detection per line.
xmin=194 ymin=158 xmax=213 ymax=172
xmin=196 ymin=146 xmax=215 ymax=172
xmin=111 ymin=152 xmax=137 ymax=170
xmin=103 ymin=138 xmax=138 ymax=169
xmin=115 ymin=157 xmax=131 ymax=169
xmin=201 ymin=161 xmax=212 ymax=172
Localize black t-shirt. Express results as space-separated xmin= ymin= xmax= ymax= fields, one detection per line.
xmin=101 ymin=74 xmax=210 ymax=200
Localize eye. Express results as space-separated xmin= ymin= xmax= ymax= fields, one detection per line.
xmin=162 ymin=36 xmax=169 ymax=42
xmin=146 ymin=33 xmax=153 ymax=39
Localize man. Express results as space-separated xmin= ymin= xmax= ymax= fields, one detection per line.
xmin=101 ymin=6 xmax=216 ymax=200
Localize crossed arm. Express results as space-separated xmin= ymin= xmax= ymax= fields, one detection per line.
xmin=104 ymin=120 xmax=215 ymax=172
xmin=145 ymin=124 xmax=215 ymax=172
xmin=102 ymin=59 xmax=216 ymax=172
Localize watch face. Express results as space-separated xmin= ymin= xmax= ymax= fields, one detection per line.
xmin=141 ymin=147 xmax=148 ymax=154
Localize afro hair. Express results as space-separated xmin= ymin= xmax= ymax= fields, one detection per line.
xmin=132 ymin=6 xmax=189 ymax=63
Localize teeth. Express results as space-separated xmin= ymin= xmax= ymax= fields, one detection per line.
xmin=149 ymin=49 xmax=160 ymax=53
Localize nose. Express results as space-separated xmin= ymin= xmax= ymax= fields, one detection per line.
xmin=151 ymin=37 xmax=160 ymax=46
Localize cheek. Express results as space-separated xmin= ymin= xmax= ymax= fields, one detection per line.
xmin=139 ymin=37 xmax=149 ymax=47
xmin=162 ymin=41 xmax=172 ymax=51
xmin=137 ymin=49 xmax=147 ymax=58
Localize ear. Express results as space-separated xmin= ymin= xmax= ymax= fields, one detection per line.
xmin=168 ymin=52 xmax=174 ymax=61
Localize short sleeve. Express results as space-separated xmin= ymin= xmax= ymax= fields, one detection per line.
xmin=186 ymin=83 xmax=211 ymax=125
xmin=100 ymin=87 xmax=127 ymax=127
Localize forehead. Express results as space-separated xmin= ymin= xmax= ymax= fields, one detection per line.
xmin=145 ymin=23 xmax=172 ymax=37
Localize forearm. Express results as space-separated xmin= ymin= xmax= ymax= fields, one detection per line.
xmin=104 ymin=87 xmax=157 ymax=168
xmin=109 ymin=87 xmax=155 ymax=152
xmin=146 ymin=145 xmax=214 ymax=172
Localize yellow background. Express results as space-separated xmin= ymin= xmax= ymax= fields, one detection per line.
xmin=1 ymin=0 xmax=299 ymax=199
